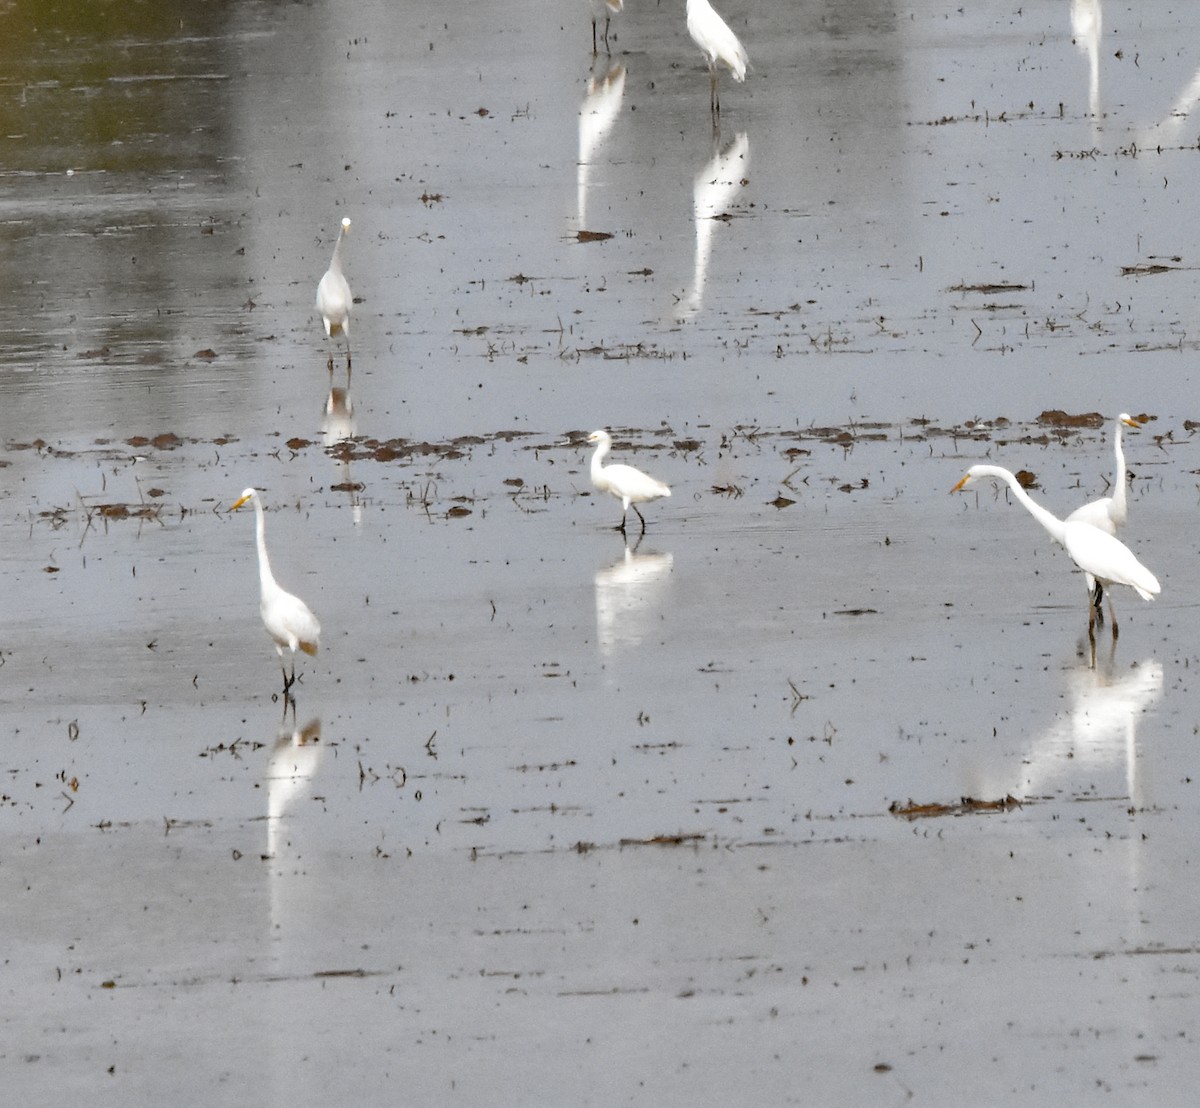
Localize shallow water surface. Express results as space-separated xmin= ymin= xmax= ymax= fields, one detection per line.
xmin=3 ymin=1 xmax=1200 ymax=1104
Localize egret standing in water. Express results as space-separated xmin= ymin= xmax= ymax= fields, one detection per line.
xmin=952 ymin=464 xmax=1160 ymax=640
xmin=686 ymin=0 xmax=748 ymax=119
xmin=1066 ymin=413 xmax=1142 ymax=625
xmin=587 ymin=429 xmax=672 ymax=534
xmin=316 ymin=216 xmax=352 ymax=373
xmin=589 ymin=0 xmax=623 ymax=55
xmin=1066 ymin=413 xmax=1142 ymax=535
xmin=231 ymin=488 xmax=321 ymax=695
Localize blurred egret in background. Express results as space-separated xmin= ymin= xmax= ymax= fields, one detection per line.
xmin=316 ymin=216 xmax=352 ymax=372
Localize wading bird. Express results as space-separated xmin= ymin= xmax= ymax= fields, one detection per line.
xmin=1066 ymin=413 xmax=1141 ymax=536
xmin=589 ymin=0 xmax=623 ymax=55
xmin=231 ymin=488 xmax=321 ymax=695
xmin=316 ymin=216 xmax=352 ymax=372
xmin=587 ymin=429 xmax=671 ymax=534
xmin=1066 ymin=413 xmax=1143 ymax=626
xmin=952 ymin=464 xmax=1159 ymax=641
xmin=686 ymin=0 xmax=748 ymax=119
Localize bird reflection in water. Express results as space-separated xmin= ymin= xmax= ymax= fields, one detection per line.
xmin=1139 ymin=29 xmax=1200 ymax=145
xmin=594 ymin=535 xmax=674 ymax=657
xmin=266 ymin=716 xmax=323 ymax=864
xmin=1071 ymin=0 xmax=1102 ymax=124
xmin=321 ymin=368 xmax=363 ymax=525
xmin=577 ymin=59 xmax=626 ymax=230
xmin=1023 ymin=652 xmax=1162 ymax=808
xmin=678 ymin=130 xmax=749 ymax=320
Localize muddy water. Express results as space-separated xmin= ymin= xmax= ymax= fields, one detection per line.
xmin=3 ymin=1 xmax=1200 ymax=1104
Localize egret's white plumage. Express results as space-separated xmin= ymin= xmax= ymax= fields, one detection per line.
xmin=686 ymin=0 xmax=748 ymax=117
xmin=589 ymin=0 xmax=623 ymax=55
xmin=316 ymin=216 xmax=352 ymax=371
xmin=1066 ymin=413 xmax=1141 ymax=535
xmin=231 ymin=488 xmax=321 ymax=693
xmin=1065 ymin=413 xmax=1142 ymax=608
xmin=587 ymin=429 xmax=671 ymax=534
xmin=953 ymin=464 xmax=1159 ymax=639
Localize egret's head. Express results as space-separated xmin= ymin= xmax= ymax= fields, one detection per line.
xmin=586 ymin=429 xmax=610 ymax=445
xmin=1119 ymin=413 xmax=1141 ymax=429
xmin=231 ymin=488 xmax=256 ymax=511
xmin=951 ymin=467 xmax=983 ymax=493
xmin=341 ymin=217 xmax=351 ymax=233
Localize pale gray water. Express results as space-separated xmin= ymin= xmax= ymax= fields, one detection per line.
xmin=2 ymin=1 xmax=1200 ymax=1104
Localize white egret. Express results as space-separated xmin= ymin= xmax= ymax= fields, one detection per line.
xmin=316 ymin=216 xmax=352 ymax=372
xmin=589 ymin=0 xmax=623 ymax=55
xmin=1065 ymin=413 xmax=1142 ymax=623
xmin=1066 ymin=413 xmax=1141 ymax=536
xmin=587 ymin=429 xmax=672 ymax=534
xmin=231 ymin=488 xmax=321 ymax=694
xmin=952 ymin=464 xmax=1159 ymax=639
xmin=686 ymin=0 xmax=748 ymax=118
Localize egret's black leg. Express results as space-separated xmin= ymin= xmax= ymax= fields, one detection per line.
xmin=633 ymin=504 xmax=647 ymax=534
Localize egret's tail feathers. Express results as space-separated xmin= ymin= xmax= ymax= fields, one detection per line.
xmin=1133 ymin=572 xmax=1161 ymax=602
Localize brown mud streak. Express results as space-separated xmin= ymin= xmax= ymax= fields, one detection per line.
xmin=889 ymin=796 xmax=1024 ymax=820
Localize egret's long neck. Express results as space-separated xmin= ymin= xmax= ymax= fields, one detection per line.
xmin=329 ymin=229 xmax=345 ymax=274
xmin=590 ymin=439 xmax=610 ymax=482
xmin=1111 ymin=421 xmax=1128 ymax=518
xmin=998 ymin=471 xmax=1068 ymax=546
xmin=253 ymin=498 xmax=278 ymax=594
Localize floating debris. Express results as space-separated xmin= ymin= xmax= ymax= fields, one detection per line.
xmin=1036 ymin=409 xmax=1104 ymax=429
xmin=889 ymin=795 xmax=1024 ymax=820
